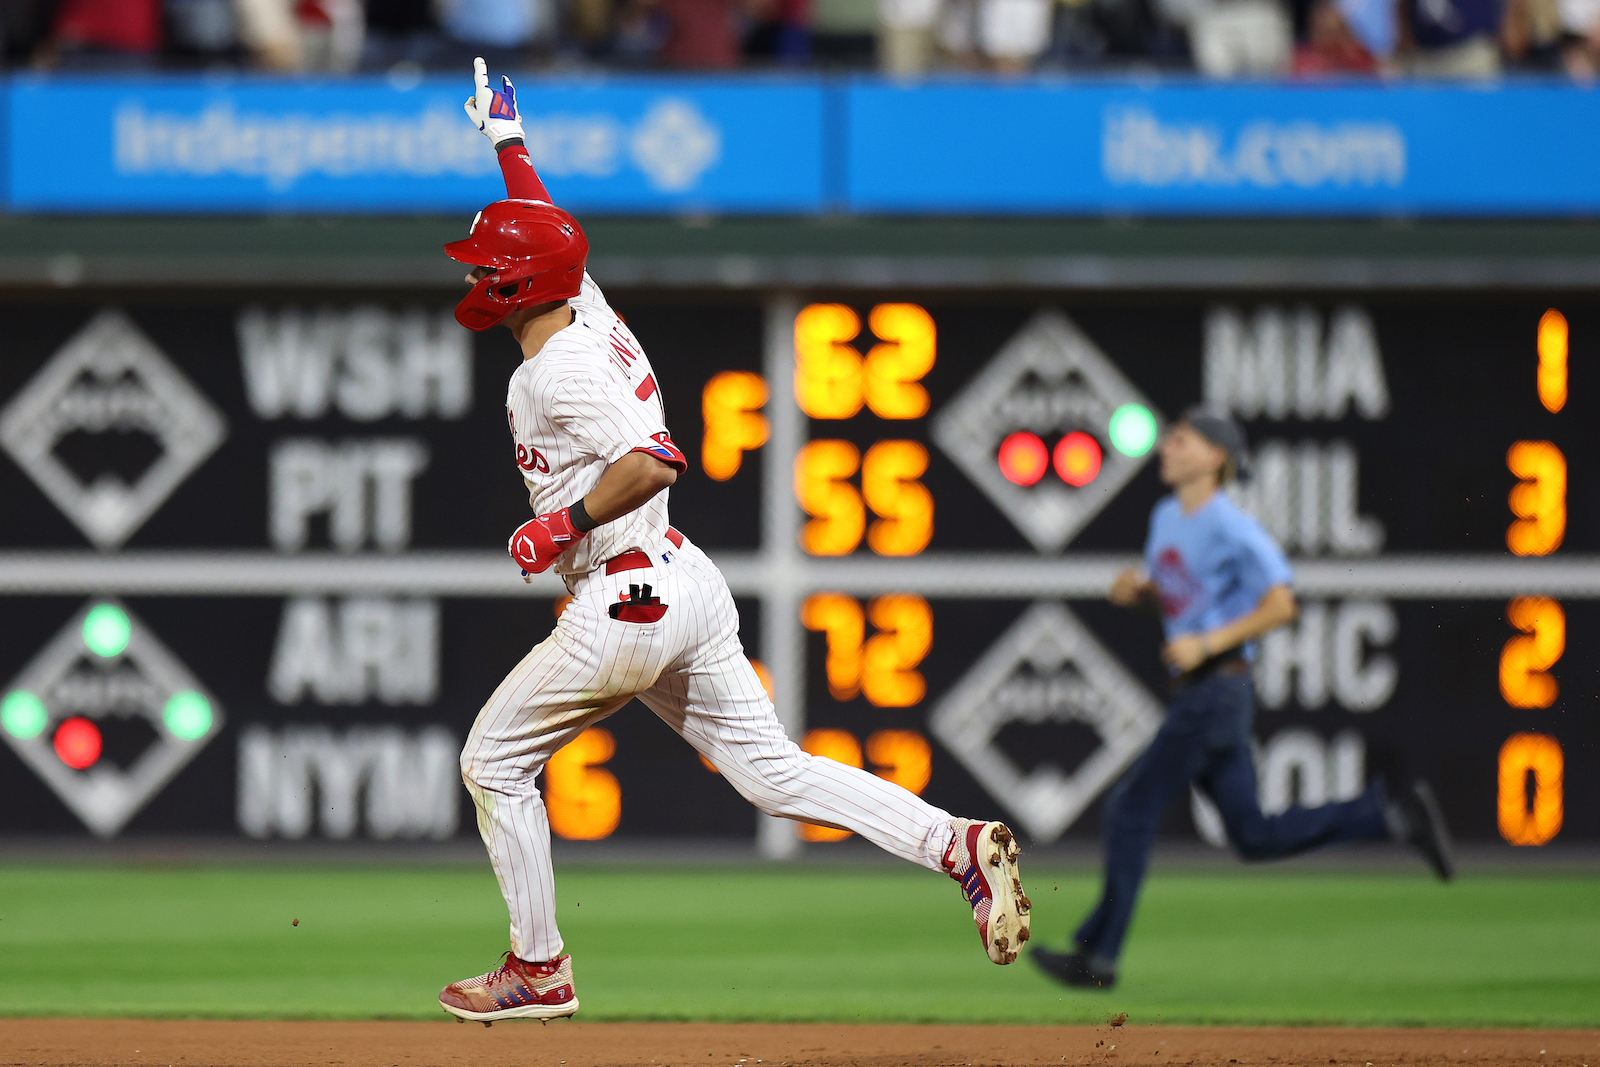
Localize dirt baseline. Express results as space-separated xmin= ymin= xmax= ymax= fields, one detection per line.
xmin=4 ymin=1021 xmax=1597 ymax=1067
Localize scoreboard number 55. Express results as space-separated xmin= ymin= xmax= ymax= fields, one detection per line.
xmin=792 ymin=303 xmax=938 ymax=557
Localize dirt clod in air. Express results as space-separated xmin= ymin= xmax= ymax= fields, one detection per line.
xmin=291 ymin=919 xmax=299 ymax=927
xmin=1108 ymin=1014 xmax=1128 ymax=1028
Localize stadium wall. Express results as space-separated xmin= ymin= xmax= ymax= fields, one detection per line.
xmin=0 ymin=216 xmax=1595 ymax=852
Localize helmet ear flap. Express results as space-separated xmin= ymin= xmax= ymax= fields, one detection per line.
xmin=455 ymin=270 xmax=514 ymax=331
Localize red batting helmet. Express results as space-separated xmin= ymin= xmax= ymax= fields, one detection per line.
xmin=443 ymin=199 xmax=589 ymax=331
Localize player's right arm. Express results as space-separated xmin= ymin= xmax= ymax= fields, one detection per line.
xmin=464 ymin=57 xmax=554 ymax=203
xmin=509 ymin=452 xmax=681 ymax=576
xmin=507 ymin=363 xmax=688 ymax=575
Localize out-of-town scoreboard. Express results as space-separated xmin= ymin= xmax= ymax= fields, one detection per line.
xmin=0 ymin=293 xmax=1592 ymax=851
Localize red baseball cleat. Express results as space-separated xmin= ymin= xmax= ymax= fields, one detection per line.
xmin=944 ymin=819 xmax=1032 ymax=965
xmin=439 ymin=951 xmax=579 ymax=1021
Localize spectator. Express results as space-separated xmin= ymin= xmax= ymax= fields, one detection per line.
xmin=234 ymin=0 xmax=299 ymax=67
xmin=234 ymin=0 xmax=363 ymax=70
xmin=165 ymin=0 xmax=243 ymax=63
xmin=1330 ymin=0 xmax=1399 ymax=60
xmin=41 ymin=0 xmax=160 ymax=67
xmin=1090 ymin=0 xmax=1191 ymax=64
xmin=2 ymin=0 xmax=56 ymax=66
xmin=1555 ymin=0 xmax=1600 ymax=74
xmin=1499 ymin=0 xmax=1565 ymax=68
xmin=939 ymin=0 xmax=1055 ymax=72
xmin=878 ymin=0 xmax=940 ymax=73
xmin=745 ymin=0 xmax=812 ymax=62
xmin=654 ymin=0 xmax=751 ymax=67
xmin=299 ymin=0 xmax=365 ymax=70
xmin=1397 ymin=0 xmax=1502 ymax=75
xmin=608 ymin=0 xmax=671 ymax=63
xmin=435 ymin=0 xmax=555 ymax=66
xmin=1293 ymin=0 xmax=1379 ymax=71
xmin=1181 ymin=0 xmax=1293 ymax=76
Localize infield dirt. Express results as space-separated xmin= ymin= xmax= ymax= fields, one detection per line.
xmin=1 ymin=1021 xmax=1594 ymax=1067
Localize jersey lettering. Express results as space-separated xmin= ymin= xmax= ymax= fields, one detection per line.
xmin=517 ymin=443 xmax=549 ymax=475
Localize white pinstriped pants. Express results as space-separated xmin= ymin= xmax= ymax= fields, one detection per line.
xmin=460 ymin=533 xmax=956 ymax=963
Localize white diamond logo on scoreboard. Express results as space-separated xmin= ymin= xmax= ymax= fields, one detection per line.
xmin=931 ymin=311 xmax=1162 ymax=553
xmin=929 ymin=602 xmax=1163 ymax=842
xmin=0 ymin=600 xmax=225 ymax=837
xmin=0 ymin=309 xmax=227 ymax=549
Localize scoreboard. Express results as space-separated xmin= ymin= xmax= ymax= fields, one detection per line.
xmin=0 ymin=289 xmax=1593 ymax=853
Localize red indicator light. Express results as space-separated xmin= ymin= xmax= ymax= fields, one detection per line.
xmin=1054 ymin=432 xmax=1103 ymax=487
xmin=997 ymin=432 xmax=1049 ymax=486
xmin=54 ymin=717 xmax=102 ymax=770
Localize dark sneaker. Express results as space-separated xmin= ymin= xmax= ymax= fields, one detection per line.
xmin=1029 ymin=945 xmax=1116 ymax=989
xmin=1399 ymin=781 xmax=1455 ymax=882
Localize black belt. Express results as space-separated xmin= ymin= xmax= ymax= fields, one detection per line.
xmin=1171 ymin=650 xmax=1249 ymax=693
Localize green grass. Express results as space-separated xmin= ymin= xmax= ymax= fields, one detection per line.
xmin=0 ymin=863 xmax=1596 ymax=1026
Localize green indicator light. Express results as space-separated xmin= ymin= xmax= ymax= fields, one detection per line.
xmin=1108 ymin=404 xmax=1159 ymax=458
xmin=82 ymin=604 xmax=131 ymax=658
xmin=2 ymin=690 xmax=48 ymax=740
xmin=163 ymin=691 xmax=213 ymax=741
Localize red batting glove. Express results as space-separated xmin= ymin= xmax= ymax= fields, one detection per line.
xmin=508 ymin=508 xmax=586 ymax=574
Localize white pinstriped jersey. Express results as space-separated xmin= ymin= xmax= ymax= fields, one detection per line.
xmin=505 ymin=273 xmax=682 ymax=576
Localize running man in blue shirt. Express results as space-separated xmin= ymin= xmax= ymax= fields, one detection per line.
xmin=1031 ymin=409 xmax=1453 ymax=990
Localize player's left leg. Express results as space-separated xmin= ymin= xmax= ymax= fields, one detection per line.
xmin=1200 ymin=742 xmax=1392 ymax=860
xmin=637 ymin=538 xmax=1030 ymax=963
xmin=1191 ymin=671 xmax=1392 ymax=862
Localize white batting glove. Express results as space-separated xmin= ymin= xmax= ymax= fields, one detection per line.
xmin=464 ymin=56 xmax=524 ymax=151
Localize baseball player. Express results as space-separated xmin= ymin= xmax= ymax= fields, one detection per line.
xmin=1030 ymin=410 xmax=1453 ymax=991
xmin=436 ymin=60 xmax=1031 ymax=1023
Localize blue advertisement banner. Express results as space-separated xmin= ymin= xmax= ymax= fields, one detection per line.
xmin=844 ymin=80 xmax=1600 ymax=216
xmin=5 ymin=76 xmax=826 ymax=214
xmin=3 ymin=75 xmax=1599 ymax=216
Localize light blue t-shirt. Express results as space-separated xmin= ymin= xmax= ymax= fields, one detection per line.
xmin=1145 ymin=492 xmax=1294 ymax=659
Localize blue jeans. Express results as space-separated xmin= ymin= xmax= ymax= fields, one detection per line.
xmin=1073 ymin=672 xmax=1389 ymax=967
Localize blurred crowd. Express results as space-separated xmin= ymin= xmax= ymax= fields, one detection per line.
xmin=2 ymin=0 xmax=1597 ymax=77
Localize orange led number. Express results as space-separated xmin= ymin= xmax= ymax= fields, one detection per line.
xmin=862 ymin=595 xmax=933 ymax=707
xmin=863 ymin=441 xmax=934 ymax=556
xmin=801 ymin=594 xmax=866 ymax=701
xmin=796 ymin=440 xmax=933 ymax=557
xmin=1506 ymin=441 xmax=1565 ymax=556
xmin=866 ymin=730 xmax=932 ymax=796
xmin=799 ymin=729 xmax=863 ymax=841
xmin=864 ymin=304 xmax=936 ymax=419
xmin=1498 ymin=733 xmax=1563 ymax=845
xmin=1537 ymin=309 xmax=1568 ymax=414
xmin=795 ymin=304 xmax=865 ymax=420
xmin=794 ymin=303 xmax=935 ymax=420
xmin=795 ymin=440 xmax=865 ymax=555
xmin=1499 ymin=596 xmax=1564 ymax=708
xmin=546 ymin=727 xmax=621 ymax=840
xmin=800 ymin=593 xmax=931 ymax=707
xmin=701 ymin=371 xmax=769 ymax=481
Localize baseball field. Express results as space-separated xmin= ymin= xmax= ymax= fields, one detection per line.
xmin=2 ymin=860 xmax=1596 ymax=1067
